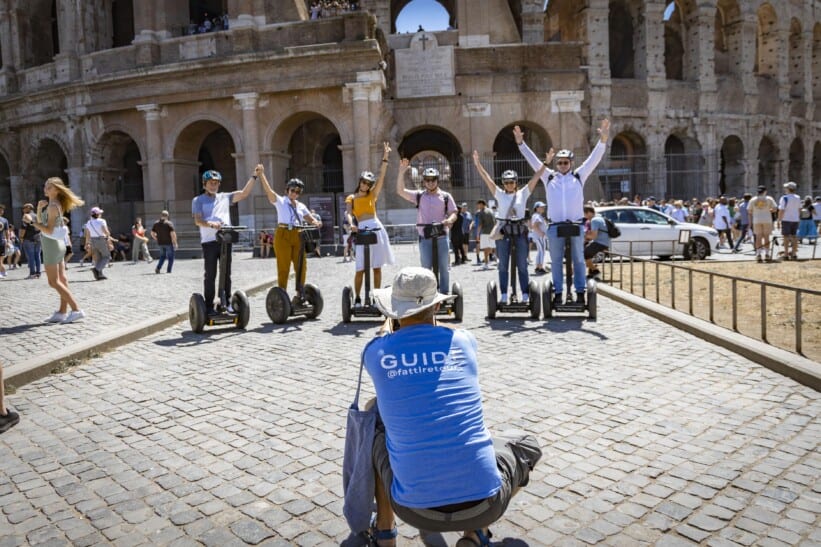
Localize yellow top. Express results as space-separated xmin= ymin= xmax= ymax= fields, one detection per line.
xmin=346 ymin=193 xmax=376 ymax=218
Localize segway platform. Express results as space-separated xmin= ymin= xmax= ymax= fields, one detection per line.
xmin=542 ymin=279 xmax=597 ymax=320
xmin=342 ymin=228 xmax=385 ymax=323
xmin=266 ymin=227 xmax=324 ymax=324
xmin=486 ymin=280 xmax=541 ymax=319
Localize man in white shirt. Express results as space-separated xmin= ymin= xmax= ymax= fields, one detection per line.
xmin=777 ymin=181 xmax=802 ymax=261
xmin=712 ymin=196 xmax=733 ymax=249
xmin=514 ymin=119 xmax=609 ymax=305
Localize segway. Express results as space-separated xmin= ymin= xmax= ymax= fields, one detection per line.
xmin=542 ymin=222 xmax=597 ymax=320
xmin=189 ymin=226 xmax=251 ymax=333
xmin=342 ymin=227 xmax=384 ymax=323
xmin=418 ymin=222 xmax=463 ymax=321
xmin=266 ymin=226 xmax=324 ymax=324
xmin=486 ymin=219 xmax=541 ymax=320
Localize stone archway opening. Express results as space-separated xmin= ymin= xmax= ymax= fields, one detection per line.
xmin=609 ymin=0 xmax=636 ymax=78
xmin=664 ymin=133 xmax=703 ymax=199
xmin=31 ymin=139 xmax=68 ymax=205
xmin=664 ymin=2 xmax=684 ymax=81
xmin=280 ymin=116 xmax=343 ymax=195
xmin=603 ymin=131 xmax=647 ymax=200
xmin=174 ymin=120 xmax=237 ymax=205
xmin=112 ymin=0 xmax=135 ymax=48
xmin=491 ymin=122 xmax=551 ymax=188
xmin=813 ymin=142 xmax=821 ymax=194
xmin=96 ymin=131 xmax=143 ymax=203
xmin=788 ymin=137 xmax=804 ymax=189
xmin=398 ymin=126 xmax=463 ymax=189
xmin=18 ymin=0 xmax=60 ymax=68
xmin=758 ymin=136 xmax=779 ymax=192
xmin=755 ymin=3 xmax=778 ymax=78
xmin=391 ymin=0 xmax=456 ymax=34
xmin=715 ymin=0 xmax=742 ymax=77
xmin=719 ymin=136 xmax=744 ymax=197
xmin=544 ymin=0 xmax=582 ymax=42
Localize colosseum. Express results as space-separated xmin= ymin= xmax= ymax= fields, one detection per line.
xmin=0 ymin=0 xmax=818 ymax=245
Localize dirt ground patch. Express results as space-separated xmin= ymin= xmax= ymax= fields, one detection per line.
xmin=604 ymin=259 xmax=821 ymax=363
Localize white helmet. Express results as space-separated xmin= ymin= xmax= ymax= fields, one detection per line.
xmin=359 ymin=171 xmax=376 ymax=185
xmin=555 ymin=149 xmax=574 ymax=160
xmin=501 ymin=169 xmax=517 ymax=181
xmin=422 ymin=168 xmax=439 ymax=179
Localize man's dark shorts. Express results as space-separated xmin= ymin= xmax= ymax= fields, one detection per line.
xmin=781 ymin=221 xmax=799 ymax=236
xmin=372 ymin=422 xmax=541 ymax=533
xmin=584 ymin=241 xmax=608 ymax=260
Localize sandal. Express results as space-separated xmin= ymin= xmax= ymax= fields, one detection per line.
xmin=368 ymin=516 xmax=397 ymax=547
xmin=455 ymin=529 xmax=492 ymax=547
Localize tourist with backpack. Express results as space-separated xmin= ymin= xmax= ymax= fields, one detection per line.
xmin=583 ymin=206 xmax=611 ymax=279
xmin=513 ymin=119 xmax=610 ymax=306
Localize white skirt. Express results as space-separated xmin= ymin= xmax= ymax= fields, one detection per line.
xmin=355 ymin=217 xmax=395 ymax=271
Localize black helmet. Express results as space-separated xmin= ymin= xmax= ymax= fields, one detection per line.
xmin=286 ymin=178 xmax=305 ymax=190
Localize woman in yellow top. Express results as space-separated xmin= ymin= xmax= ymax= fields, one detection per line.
xmin=345 ymin=142 xmax=395 ymax=307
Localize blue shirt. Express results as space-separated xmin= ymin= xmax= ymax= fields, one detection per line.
xmin=192 ymin=191 xmax=234 ymax=243
xmin=737 ymin=200 xmax=749 ymax=225
xmin=363 ymin=325 xmax=501 ymax=508
xmin=589 ymin=216 xmax=610 ymax=246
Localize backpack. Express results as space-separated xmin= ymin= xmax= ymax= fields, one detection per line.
xmin=603 ymin=217 xmax=621 ymax=238
xmin=547 ymin=171 xmax=581 ymax=183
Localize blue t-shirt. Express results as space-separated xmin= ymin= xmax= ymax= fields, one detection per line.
xmin=363 ymin=325 xmax=501 ymax=508
xmin=192 ymin=191 xmax=234 ymax=243
xmin=590 ymin=216 xmax=610 ymax=246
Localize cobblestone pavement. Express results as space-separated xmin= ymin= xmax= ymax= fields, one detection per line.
xmin=1 ymin=246 xmax=819 ymax=546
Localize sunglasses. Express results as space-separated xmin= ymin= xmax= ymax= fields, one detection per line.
xmin=423 ymin=178 xmax=438 ymax=183
xmin=556 ymin=160 xmax=571 ymax=166
xmin=288 ymin=188 xmax=302 ymax=194
xmin=503 ymin=179 xmax=516 ymax=184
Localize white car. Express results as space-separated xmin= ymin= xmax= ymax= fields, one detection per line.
xmin=595 ymin=206 xmax=720 ymax=260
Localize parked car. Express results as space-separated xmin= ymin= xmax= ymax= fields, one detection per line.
xmin=595 ymin=206 xmax=719 ymax=260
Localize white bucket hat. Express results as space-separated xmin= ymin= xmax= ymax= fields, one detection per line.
xmin=372 ymin=267 xmax=455 ymax=320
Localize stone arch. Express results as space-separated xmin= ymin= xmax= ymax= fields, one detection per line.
xmin=757 ymin=136 xmax=779 ymax=191
xmin=269 ymin=112 xmax=344 ymax=195
xmin=27 ymin=138 xmax=68 ymax=207
xmin=398 ymin=126 xmax=463 ymax=188
xmin=172 ymin=119 xmax=238 ymax=202
xmin=603 ymin=130 xmax=647 ymax=199
xmin=609 ymin=0 xmax=637 ymax=78
xmin=789 ymin=19 xmax=804 ymax=98
xmin=664 ymin=133 xmax=702 ymax=198
xmin=664 ymin=2 xmax=685 ymax=81
xmin=755 ymin=3 xmax=778 ymax=77
xmin=544 ymin=0 xmax=582 ymax=42
xmin=17 ymin=0 xmax=60 ymax=68
xmin=491 ymin=122 xmax=552 ymax=186
xmin=93 ymin=130 xmax=144 ymax=203
xmin=112 ymin=0 xmax=135 ymax=47
xmin=788 ymin=137 xmax=804 ymax=188
xmin=714 ymin=0 xmax=742 ymax=77
xmin=391 ymin=0 xmax=456 ymax=34
xmin=719 ymin=135 xmax=744 ymax=196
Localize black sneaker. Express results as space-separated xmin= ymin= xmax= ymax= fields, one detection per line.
xmin=92 ymin=268 xmax=100 ymax=280
xmin=207 ymin=308 xmax=219 ymax=317
xmin=552 ymin=293 xmax=562 ymax=307
xmin=0 ymin=410 xmax=20 ymax=434
xmin=354 ymin=296 xmax=362 ymax=308
xmin=575 ymin=292 xmax=586 ymax=305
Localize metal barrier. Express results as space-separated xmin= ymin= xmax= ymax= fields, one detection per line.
xmin=601 ymin=252 xmax=821 ymax=359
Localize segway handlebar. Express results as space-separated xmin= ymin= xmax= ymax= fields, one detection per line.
xmin=216 ymin=225 xmax=248 ymax=232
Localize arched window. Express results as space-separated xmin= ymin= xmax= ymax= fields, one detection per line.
xmin=609 ymin=1 xmax=635 ymax=78
xmin=755 ymin=3 xmax=778 ymax=78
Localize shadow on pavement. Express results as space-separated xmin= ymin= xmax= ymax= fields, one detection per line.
xmin=153 ymin=329 xmax=244 ymax=347
xmin=0 ymin=322 xmax=47 ymax=335
xmin=478 ymin=318 xmax=608 ymax=340
xmin=323 ymin=321 xmax=383 ymax=338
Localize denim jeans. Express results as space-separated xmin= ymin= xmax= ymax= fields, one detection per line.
xmin=157 ymin=244 xmax=175 ymax=272
xmin=547 ymin=224 xmax=585 ymax=295
xmin=418 ymin=235 xmax=450 ymax=293
xmin=732 ymin=224 xmax=748 ymax=251
xmin=495 ymin=233 xmax=529 ymax=296
xmin=202 ymin=240 xmax=231 ymax=309
xmin=23 ymin=240 xmax=41 ymax=275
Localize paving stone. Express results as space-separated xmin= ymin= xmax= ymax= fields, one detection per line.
xmin=229 ymin=519 xmax=273 ymax=545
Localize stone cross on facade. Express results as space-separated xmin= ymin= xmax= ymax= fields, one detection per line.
xmin=418 ymin=33 xmax=430 ymax=51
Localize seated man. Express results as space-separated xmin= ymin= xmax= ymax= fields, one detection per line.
xmin=583 ymin=205 xmax=610 ymax=278
xmin=363 ymin=267 xmax=542 ymax=546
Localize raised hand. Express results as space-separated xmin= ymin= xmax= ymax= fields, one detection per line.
xmin=512 ymin=125 xmax=524 ymax=145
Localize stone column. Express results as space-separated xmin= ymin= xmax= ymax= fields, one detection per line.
xmin=802 ymin=29 xmax=814 ymax=119
xmin=344 ymin=71 xmax=385 ymax=184
xmin=581 ymin=0 xmax=611 ymax=118
xmin=694 ymin=6 xmax=717 ymax=112
xmin=775 ymin=28 xmax=791 ymax=120
xmin=738 ymin=16 xmax=758 ymax=111
xmin=9 ymin=175 xmax=24 ymax=227
xmin=233 ymin=92 xmax=261 ymax=228
xmin=0 ymin=8 xmax=17 ymax=94
xmin=136 ymin=104 xmax=165 ymax=202
xmin=53 ymin=0 xmax=80 ymax=82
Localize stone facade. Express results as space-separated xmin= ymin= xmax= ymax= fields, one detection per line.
xmin=0 ymin=0 xmax=818 ymax=238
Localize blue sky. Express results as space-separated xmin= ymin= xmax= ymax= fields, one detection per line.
xmin=395 ymin=0 xmax=450 ymax=33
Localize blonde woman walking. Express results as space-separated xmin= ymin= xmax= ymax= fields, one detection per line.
xmin=32 ymin=177 xmax=86 ymax=323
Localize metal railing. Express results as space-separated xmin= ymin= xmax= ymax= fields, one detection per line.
xmin=601 ymin=251 xmax=821 ymax=359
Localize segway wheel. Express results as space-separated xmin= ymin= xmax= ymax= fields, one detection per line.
xmin=543 ymin=280 xmax=553 ymax=319
xmin=342 ymin=285 xmax=353 ymax=323
xmin=587 ymin=280 xmax=598 ymax=321
xmin=266 ymin=287 xmax=291 ymax=324
xmin=451 ymin=282 xmax=463 ymax=321
xmin=231 ymin=291 xmax=250 ymax=329
xmin=528 ymin=280 xmax=541 ymax=320
xmin=189 ymin=293 xmax=207 ymax=333
xmin=303 ymin=283 xmax=323 ymax=319
xmin=486 ymin=281 xmax=498 ymax=319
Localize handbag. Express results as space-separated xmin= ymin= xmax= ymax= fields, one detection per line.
xmin=342 ymin=357 xmax=378 ymax=536
xmin=489 ymin=197 xmax=515 ymax=241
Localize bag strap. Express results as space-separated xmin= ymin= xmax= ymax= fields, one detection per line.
xmin=352 ymin=357 xmax=365 ymax=408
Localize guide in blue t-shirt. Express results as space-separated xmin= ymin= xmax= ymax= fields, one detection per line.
xmin=356 ymin=267 xmax=542 ymax=543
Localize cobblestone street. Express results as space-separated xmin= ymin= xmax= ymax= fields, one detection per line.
xmin=0 ymin=246 xmax=819 ymax=546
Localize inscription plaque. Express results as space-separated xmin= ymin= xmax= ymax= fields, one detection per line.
xmin=395 ymin=32 xmax=455 ymax=99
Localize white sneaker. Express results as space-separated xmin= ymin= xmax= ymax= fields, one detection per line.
xmin=521 ymin=293 xmax=529 ymax=304
xmin=0 ymin=272 xmax=6 ymax=278
xmin=46 ymin=311 xmax=67 ymax=323
xmin=61 ymin=310 xmax=86 ymax=324
xmin=482 ymin=263 xmax=489 ymax=270
xmin=500 ymin=293 xmax=509 ymax=305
